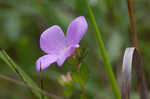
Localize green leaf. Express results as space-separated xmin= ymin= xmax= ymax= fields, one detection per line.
xmin=0 ymin=50 xmax=48 ymax=99
xmin=63 ymin=83 xmax=73 ymax=97
xmin=72 ymin=72 xmax=81 ymax=84
xmin=72 ymin=63 xmax=89 ymax=86
xmin=80 ymin=95 xmax=84 ymax=99
xmin=80 ymin=63 xmax=89 ymax=85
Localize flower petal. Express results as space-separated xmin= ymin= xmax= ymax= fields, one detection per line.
xmin=66 ymin=16 xmax=88 ymax=46
xmin=68 ymin=44 xmax=80 ymax=56
xmin=36 ymin=55 xmax=58 ymax=74
xmin=56 ymin=45 xmax=79 ymax=66
xmin=40 ymin=25 xmax=66 ymax=54
xmin=57 ymin=50 xmax=70 ymax=66
xmin=57 ymin=54 xmax=67 ymax=66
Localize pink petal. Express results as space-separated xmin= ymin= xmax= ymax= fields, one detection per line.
xmin=56 ymin=50 xmax=70 ymax=66
xmin=66 ymin=16 xmax=88 ymax=46
xmin=56 ymin=45 xmax=79 ymax=66
xmin=57 ymin=54 xmax=67 ymax=66
xmin=40 ymin=25 xmax=66 ymax=54
xmin=36 ymin=55 xmax=58 ymax=74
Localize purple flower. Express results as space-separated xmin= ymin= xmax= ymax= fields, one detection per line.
xmin=36 ymin=16 xmax=88 ymax=74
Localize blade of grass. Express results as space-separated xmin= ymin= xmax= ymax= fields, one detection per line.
xmin=0 ymin=49 xmax=48 ymax=99
xmin=85 ymin=0 xmax=121 ymax=99
xmin=0 ymin=73 xmax=62 ymax=99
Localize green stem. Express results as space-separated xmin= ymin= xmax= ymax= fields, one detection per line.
xmin=77 ymin=63 xmax=86 ymax=99
xmin=85 ymin=0 xmax=121 ymax=99
xmin=40 ymin=67 xmax=44 ymax=99
xmin=80 ymin=84 xmax=86 ymax=99
xmin=0 ymin=50 xmax=42 ymax=98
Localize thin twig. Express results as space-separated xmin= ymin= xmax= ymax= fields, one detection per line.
xmin=126 ymin=0 xmax=139 ymax=50
xmin=0 ymin=74 xmax=62 ymax=99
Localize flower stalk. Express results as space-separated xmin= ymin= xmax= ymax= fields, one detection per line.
xmin=77 ymin=64 xmax=87 ymax=99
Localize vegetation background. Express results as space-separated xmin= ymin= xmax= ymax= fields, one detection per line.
xmin=0 ymin=0 xmax=150 ymax=99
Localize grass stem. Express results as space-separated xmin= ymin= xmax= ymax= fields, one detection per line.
xmin=85 ymin=0 xmax=121 ymax=99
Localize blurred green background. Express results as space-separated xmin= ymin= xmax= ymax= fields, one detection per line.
xmin=0 ymin=0 xmax=150 ymax=99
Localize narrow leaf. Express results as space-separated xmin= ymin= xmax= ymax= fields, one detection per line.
xmin=121 ymin=47 xmax=135 ymax=99
xmin=120 ymin=47 xmax=148 ymax=99
xmin=133 ymin=49 xmax=148 ymax=99
xmin=0 ymin=50 xmax=48 ymax=99
xmin=0 ymin=74 xmax=62 ymax=99
xmin=72 ymin=72 xmax=81 ymax=84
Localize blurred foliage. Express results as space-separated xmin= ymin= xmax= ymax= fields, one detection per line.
xmin=0 ymin=0 xmax=150 ymax=99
